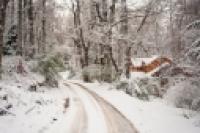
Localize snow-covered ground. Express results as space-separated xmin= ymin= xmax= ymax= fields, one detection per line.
xmin=0 ymin=57 xmax=72 ymax=133
xmin=0 ymin=81 xmax=71 ymax=133
xmin=82 ymin=82 xmax=200 ymax=133
xmin=1 ymin=56 xmax=200 ymax=133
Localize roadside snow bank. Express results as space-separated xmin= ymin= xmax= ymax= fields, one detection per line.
xmin=84 ymin=82 xmax=200 ymax=133
xmin=165 ymin=79 xmax=200 ymax=111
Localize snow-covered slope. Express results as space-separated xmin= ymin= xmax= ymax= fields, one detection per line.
xmin=0 ymin=56 xmax=71 ymax=133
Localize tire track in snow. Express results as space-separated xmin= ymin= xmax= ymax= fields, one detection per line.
xmin=66 ymin=83 xmax=108 ymax=133
xmin=69 ymin=82 xmax=138 ymax=133
xmin=64 ymin=83 xmax=88 ymax=133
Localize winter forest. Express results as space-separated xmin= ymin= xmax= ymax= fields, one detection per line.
xmin=0 ymin=0 xmax=200 ymax=133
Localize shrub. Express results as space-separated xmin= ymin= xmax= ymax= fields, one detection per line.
xmin=115 ymin=77 xmax=169 ymax=100
xmin=101 ymin=65 xmax=113 ymax=83
xmin=82 ymin=65 xmax=101 ymax=82
xmin=81 ymin=64 xmax=117 ymax=82
xmin=37 ymin=54 xmax=65 ymax=87
xmin=115 ymin=79 xmax=149 ymax=100
xmin=116 ymin=81 xmax=129 ymax=90
xmin=67 ymin=66 xmax=76 ymax=79
xmin=165 ymin=79 xmax=200 ymax=111
xmin=192 ymin=98 xmax=200 ymax=111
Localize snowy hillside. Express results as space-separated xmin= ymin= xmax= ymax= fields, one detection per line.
xmin=0 ymin=57 xmax=70 ymax=133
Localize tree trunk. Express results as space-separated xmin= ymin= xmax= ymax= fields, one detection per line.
xmin=125 ymin=46 xmax=131 ymax=79
xmin=23 ymin=0 xmax=27 ymax=56
xmin=109 ymin=0 xmax=116 ymax=23
xmin=28 ymin=0 xmax=34 ymax=58
xmin=0 ymin=0 xmax=9 ymax=78
xmin=74 ymin=0 xmax=82 ymax=69
xmin=42 ymin=0 xmax=46 ymax=54
xmin=0 ymin=8 xmax=4 ymax=76
xmin=108 ymin=46 xmax=119 ymax=73
xmin=120 ymin=0 xmax=129 ymax=78
xmin=102 ymin=0 xmax=108 ymax=22
xmin=109 ymin=0 xmax=119 ymax=73
xmin=17 ymin=0 xmax=23 ymax=55
xmin=90 ymin=0 xmax=97 ymax=25
xmin=84 ymin=46 xmax=89 ymax=67
xmin=10 ymin=0 xmax=15 ymax=25
xmin=120 ymin=0 xmax=128 ymax=34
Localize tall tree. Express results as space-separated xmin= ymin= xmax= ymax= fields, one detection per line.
xmin=17 ymin=0 xmax=23 ymax=55
xmin=109 ymin=0 xmax=116 ymax=23
xmin=72 ymin=0 xmax=82 ymax=68
xmin=27 ymin=0 xmax=34 ymax=58
xmin=120 ymin=0 xmax=130 ymax=78
xmin=0 ymin=0 xmax=9 ymax=77
xmin=120 ymin=0 xmax=128 ymax=34
xmin=42 ymin=0 xmax=46 ymax=54
xmin=22 ymin=0 xmax=27 ymax=56
xmin=10 ymin=0 xmax=15 ymax=25
xmin=102 ymin=0 xmax=108 ymax=22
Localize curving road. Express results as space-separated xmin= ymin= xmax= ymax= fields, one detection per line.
xmin=64 ymin=83 xmax=88 ymax=133
xmin=64 ymin=82 xmax=138 ymax=133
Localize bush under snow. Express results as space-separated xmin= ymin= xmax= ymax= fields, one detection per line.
xmin=116 ymin=77 xmax=169 ymax=100
xmin=165 ymin=79 xmax=200 ymax=111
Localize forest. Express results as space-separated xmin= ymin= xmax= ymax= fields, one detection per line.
xmin=0 ymin=0 xmax=200 ymax=133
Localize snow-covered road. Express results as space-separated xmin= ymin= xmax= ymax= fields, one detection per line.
xmin=63 ymin=83 xmax=88 ymax=133
xmin=65 ymin=82 xmax=138 ymax=133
